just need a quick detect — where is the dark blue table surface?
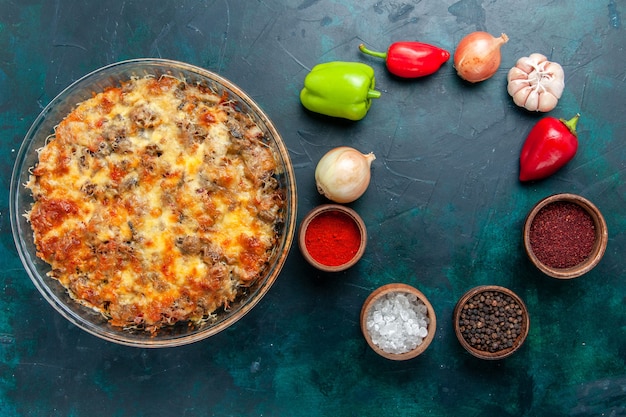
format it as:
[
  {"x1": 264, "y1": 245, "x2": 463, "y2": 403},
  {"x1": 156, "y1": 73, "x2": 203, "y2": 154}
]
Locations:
[{"x1": 1, "y1": 1, "x2": 625, "y2": 416}]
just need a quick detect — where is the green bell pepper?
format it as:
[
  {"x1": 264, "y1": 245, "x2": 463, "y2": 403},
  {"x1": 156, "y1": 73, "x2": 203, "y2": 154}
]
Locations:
[{"x1": 300, "y1": 61, "x2": 381, "y2": 121}]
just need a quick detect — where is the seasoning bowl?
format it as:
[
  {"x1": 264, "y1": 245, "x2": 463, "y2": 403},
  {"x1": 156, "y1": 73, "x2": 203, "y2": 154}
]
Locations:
[
  {"x1": 453, "y1": 285, "x2": 529, "y2": 360},
  {"x1": 360, "y1": 283, "x2": 436, "y2": 361},
  {"x1": 523, "y1": 193, "x2": 608, "y2": 279},
  {"x1": 298, "y1": 204, "x2": 367, "y2": 272}
]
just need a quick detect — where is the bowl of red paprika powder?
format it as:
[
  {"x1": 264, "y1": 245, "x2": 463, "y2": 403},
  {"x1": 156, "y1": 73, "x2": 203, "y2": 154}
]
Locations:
[
  {"x1": 298, "y1": 204, "x2": 367, "y2": 272},
  {"x1": 523, "y1": 193, "x2": 608, "y2": 279}
]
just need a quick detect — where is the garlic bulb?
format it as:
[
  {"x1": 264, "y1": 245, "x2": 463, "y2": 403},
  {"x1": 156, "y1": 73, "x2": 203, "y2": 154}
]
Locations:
[
  {"x1": 507, "y1": 53, "x2": 565, "y2": 112},
  {"x1": 315, "y1": 147, "x2": 376, "y2": 203}
]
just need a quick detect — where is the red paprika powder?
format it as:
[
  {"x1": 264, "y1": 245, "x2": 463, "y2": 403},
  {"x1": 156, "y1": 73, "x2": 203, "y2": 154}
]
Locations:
[{"x1": 304, "y1": 210, "x2": 362, "y2": 266}]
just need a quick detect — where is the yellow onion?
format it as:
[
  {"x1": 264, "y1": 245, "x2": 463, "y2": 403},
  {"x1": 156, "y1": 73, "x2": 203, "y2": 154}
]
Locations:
[
  {"x1": 454, "y1": 32, "x2": 509, "y2": 83},
  {"x1": 315, "y1": 146, "x2": 376, "y2": 203}
]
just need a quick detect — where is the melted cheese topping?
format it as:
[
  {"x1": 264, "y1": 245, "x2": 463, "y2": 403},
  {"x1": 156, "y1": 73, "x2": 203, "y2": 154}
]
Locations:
[{"x1": 27, "y1": 76, "x2": 285, "y2": 333}]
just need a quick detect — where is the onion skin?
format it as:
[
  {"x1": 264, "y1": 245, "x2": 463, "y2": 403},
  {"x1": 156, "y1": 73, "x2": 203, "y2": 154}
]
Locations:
[
  {"x1": 315, "y1": 147, "x2": 376, "y2": 203},
  {"x1": 454, "y1": 32, "x2": 509, "y2": 83}
]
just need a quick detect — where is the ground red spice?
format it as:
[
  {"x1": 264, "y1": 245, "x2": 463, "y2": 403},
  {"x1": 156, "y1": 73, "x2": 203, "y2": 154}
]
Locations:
[
  {"x1": 304, "y1": 210, "x2": 361, "y2": 266},
  {"x1": 529, "y1": 201, "x2": 596, "y2": 269}
]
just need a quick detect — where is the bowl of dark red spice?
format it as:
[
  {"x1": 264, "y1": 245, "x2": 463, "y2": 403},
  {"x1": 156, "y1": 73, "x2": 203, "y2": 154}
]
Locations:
[
  {"x1": 298, "y1": 204, "x2": 367, "y2": 272},
  {"x1": 523, "y1": 193, "x2": 608, "y2": 279},
  {"x1": 360, "y1": 283, "x2": 437, "y2": 360},
  {"x1": 453, "y1": 285, "x2": 529, "y2": 360}
]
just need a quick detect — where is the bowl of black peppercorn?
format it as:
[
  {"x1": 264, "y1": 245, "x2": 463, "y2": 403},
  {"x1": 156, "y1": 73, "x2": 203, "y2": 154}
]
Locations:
[{"x1": 453, "y1": 286, "x2": 529, "y2": 360}]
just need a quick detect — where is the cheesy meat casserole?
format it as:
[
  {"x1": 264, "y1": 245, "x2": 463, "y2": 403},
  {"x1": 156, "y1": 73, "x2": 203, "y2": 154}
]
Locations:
[{"x1": 26, "y1": 75, "x2": 285, "y2": 333}]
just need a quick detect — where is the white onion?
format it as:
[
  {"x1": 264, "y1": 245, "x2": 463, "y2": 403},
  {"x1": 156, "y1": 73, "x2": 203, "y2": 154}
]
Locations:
[{"x1": 315, "y1": 147, "x2": 376, "y2": 203}]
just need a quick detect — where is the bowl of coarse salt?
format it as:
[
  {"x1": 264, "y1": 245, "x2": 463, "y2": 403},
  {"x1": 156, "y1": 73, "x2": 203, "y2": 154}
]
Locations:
[{"x1": 360, "y1": 283, "x2": 436, "y2": 360}]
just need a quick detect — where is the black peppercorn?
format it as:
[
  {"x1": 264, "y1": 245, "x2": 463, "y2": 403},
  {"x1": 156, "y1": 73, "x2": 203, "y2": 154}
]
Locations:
[{"x1": 458, "y1": 290, "x2": 525, "y2": 353}]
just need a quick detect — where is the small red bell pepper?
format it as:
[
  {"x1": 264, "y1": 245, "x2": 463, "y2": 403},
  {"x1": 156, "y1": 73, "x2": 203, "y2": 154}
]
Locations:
[
  {"x1": 358, "y1": 42, "x2": 450, "y2": 78},
  {"x1": 519, "y1": 114, "x2": 580, "y2": 182}
]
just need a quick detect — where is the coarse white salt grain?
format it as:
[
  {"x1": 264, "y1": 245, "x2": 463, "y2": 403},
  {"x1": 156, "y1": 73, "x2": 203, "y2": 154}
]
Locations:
[{"x1": 366, "y1": 291, "x2": 430, "y2": 354}]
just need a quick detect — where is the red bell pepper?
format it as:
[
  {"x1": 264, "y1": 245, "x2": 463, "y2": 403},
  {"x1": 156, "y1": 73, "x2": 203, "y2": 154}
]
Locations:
[
  {"x1": 519, "y1": 114, "x2": 580, "y2": 182},
  {"x1": 358, "y1": 42, "x2": 450, "y2": 78}
]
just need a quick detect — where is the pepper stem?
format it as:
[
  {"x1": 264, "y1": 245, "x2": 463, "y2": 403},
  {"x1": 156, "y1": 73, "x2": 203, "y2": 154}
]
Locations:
[
  {"x1": 358, "y1": 43, "x2": 388, "y2": 60},
  {"x1": 368, "y1": 89, "x2": 381, "y2": 99},
  {"x1": 561, "y1": 113, "x2": 580, "y2": 136}
]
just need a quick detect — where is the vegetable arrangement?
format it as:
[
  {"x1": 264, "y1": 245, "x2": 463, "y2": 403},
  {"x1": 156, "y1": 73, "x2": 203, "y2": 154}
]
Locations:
[{"x1": 299, "y1": 29, "x2": 583, "y2": 204}]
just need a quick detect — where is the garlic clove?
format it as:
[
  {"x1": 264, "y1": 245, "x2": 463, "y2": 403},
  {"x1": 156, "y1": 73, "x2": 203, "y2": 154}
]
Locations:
[
  {"x1": 543, "y1": 61, "x2": 564, "y2": 77},
  {"x1": 536, "y1": 93, "x2": 559, "y2": 112},
  {"x1": 542, "y1": 63, "x2": 565, "y2": 96},
  {"x1": 524, "y1": 89, "x2": 541, "y2": 111},
  {"x1": 508, "y1": 78, "x2": 530, "y2": 96},
  {"x1": 543, "y1": 80, "x2": 565, "y2": 98},
  {"x1": 514, "y1": 56, "x2": 537, "y2": 73},
  {"x1": 507, "y1": 66, "x2": 529, "y2": 82},
  {"x1": 513, "y1": 86, "x2": 532, "y2": 108},
  {"x1": 528, "y1": 53, "x2": 548, "y2": 65}
]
